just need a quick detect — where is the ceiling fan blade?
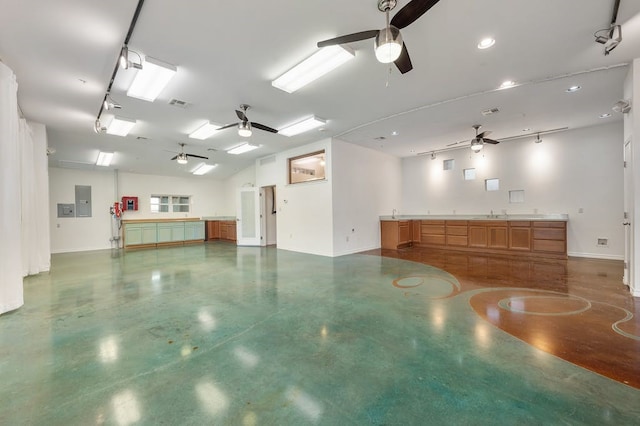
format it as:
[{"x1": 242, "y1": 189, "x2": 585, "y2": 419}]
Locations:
[
  {"x1": 251, "y1": 122, "x2": 278, "y2": 133},
  {"x1": 170, "y1": 155, "x2": 178, "y2": 161},
  {"x1": 391, "y1": 0, "x2": 441, "y2": 30},
  {"x1": 483, "y1": 138, "x2": 500, "y2": 145},
  {"x1": 317, "y1": 30, "x2": 379, "y2": 48},
  {"x1": 216, "y1": 123, "x2": 239, "y2": 131},
  {"x1": 236, "y1": 110, "x2": 247, "y2": 121},
  {"x1": 477, "y1": 130, "x2": 492, "y2": 139},
  {"x1": 394, "y1": 42, "x2": 413, "y2": 74},
  {"x1": 186, "y1": 153, "x2": 209, "y2": 159}
]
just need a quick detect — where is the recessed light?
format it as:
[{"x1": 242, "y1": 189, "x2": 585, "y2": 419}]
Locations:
[
  {"x1": 566, "y1": 85, "x2": 581, "y2": 93},
  {"x1": 499, "y1": 80, "x2": 516, "y2": 89},
  {"x1": 477, "y1": 38, "x2": 495, "y2": 49},
  {"x1": 391, "y1": 131, "x2": 399, "y2": 136},
  {"x1": 599, "y1": 113, "x2": 612, "y2": 119}
]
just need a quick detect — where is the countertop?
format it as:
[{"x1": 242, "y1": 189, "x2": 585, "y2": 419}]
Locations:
[
  {"x1": 201, "y1": 216, "x2": 237, "y2": 221},
  {"x1": 379, "y1": 214, "x2": 569, "y2": 221}
]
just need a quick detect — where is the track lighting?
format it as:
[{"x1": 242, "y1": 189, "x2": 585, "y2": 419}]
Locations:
[
  {"x1": 119, "y1": 45, "x2": 142, "y2": 70},
  {"x1": 94, "y1": 118, "x2": 106, "y2": 134},
  {"x1": 594, "y1": 24, "x2": 622, "y2": 56},
  {"x1": 534, "y1": 133, "x2": 542, "y2": 144},
  {"x1": 103, "y1": 94, "x2": 121, "y2": 110}
]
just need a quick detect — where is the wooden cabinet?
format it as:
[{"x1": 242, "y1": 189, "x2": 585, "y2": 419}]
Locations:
[
  {"x1": 509, "y1": 221, "x2": 531, "y2": 251},
  {"x1": 468, "y1": 223, "x2": 487, "y2": 247},
  {"x1": 446, "y1": 221, "x2": 468, "y2": 247},
  {"x1": 421, "y1": 220, "x2": 446, "y2": 245},
  {"x1": 206, "y1": 221, "x2": 220, "y2": 240},
  {"x1": 385, "y1": 218, "x2": 567, "y2": 258},
  {"x1": 205, "y1": 220, "x2": 236, "y2": 242},
  {"x1": 411, "y1": 220, "x2": 421, "y2": 243},
  {"x1": 381, "y1": 220, "x2": 412, "y2": 249},
  {"x1": 487, "y1": 221, "x2": 508, "y2": 249},
  {"x1": 532, "y1": 221, "x2": 566, "y2": 254}
]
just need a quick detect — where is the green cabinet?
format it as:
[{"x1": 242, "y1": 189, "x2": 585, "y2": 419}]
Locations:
[
  {"x1": 123, "y1": 220, "x2": 204, "y2": 249},
  {"x1": 185, "y1": 221, "x2": 205, "y2": 241},
  {"x1": 124, "y1": 223, "x2": 157, "y2": 246}
]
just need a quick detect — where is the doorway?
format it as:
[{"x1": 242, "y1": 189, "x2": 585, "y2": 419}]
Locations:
[{"x1": 261, "y1": 186, "x2": 277, "y2": 246}]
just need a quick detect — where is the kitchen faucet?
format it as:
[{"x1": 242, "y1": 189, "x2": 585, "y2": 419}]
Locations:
[{"x1": 392, "y1": 209, "x2": 397, "y2": 219}]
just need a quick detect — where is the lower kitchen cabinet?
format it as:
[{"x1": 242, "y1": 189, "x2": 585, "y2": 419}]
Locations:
[{"x1": 123, "y1": 220, "x2": 204, "y2": 249}]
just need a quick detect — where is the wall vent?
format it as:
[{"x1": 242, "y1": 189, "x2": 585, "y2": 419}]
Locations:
[
  {"x1": 168, "y1": 99, "x2": 189, "y2": 108},
  {"x1": 597, "y1": 238, "x2": 609, "y2": 247},
  {"x1": 481, "y1": 107, "x2": 500, "y2": 116}
]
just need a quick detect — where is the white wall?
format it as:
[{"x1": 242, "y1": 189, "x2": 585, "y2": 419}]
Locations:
[
  {"x1": 49, "y1": 168, "x2": 115, "y2": 253},
  {"x1": 332, "y1": 139, "x2": 402, "y2": 256},
  {"x1": 220, "y1": 165, "x2": 256, "y2": 216},
  {"x1": 49, "y1": 168, "x2": 227, "y2": 253},
  {"x1": 401, "y1": 123, "x2": 624, "y2": 259},
  {"x1": 256, "y1": 138, "x2": 334, "y2": 256}
]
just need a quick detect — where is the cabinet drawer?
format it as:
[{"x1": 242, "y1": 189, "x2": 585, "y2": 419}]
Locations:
[
  {"x1": 533, "y1": 221, "x2": 565, "y2": 228},
  {"x1": 446, "y1": 225, "x2": 468, "y2": 236},
  {"x1": 422, "y1": 224, "x2": 445, "y2": 235},
  {"x1": 533, "y1": 239, "x2": 565, "y2": 253},
  {"x1": 447, "y1": 235, "x2": 468, "y2": 246},
  {"x1": 422, "y1": 235, "x2": 446, "y2": 245},
  {"x1": 533, "y1": 228, "x2": 565, "y2": 240},
  {"x1": 509, "y1": 221, "x2": 531, "y2": 227}
]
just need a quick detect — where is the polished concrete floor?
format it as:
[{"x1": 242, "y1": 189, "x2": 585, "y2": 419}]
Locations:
[{"x1": 1, "y1": 243, "x2": 639, "y2": 425}]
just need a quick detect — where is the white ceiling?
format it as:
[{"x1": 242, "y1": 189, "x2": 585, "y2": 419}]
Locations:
[{"x1": 1, "y1": 0, "x2": 640, "y2": 179}]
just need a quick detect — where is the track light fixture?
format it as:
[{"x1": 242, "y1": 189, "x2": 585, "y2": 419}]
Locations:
[
  {"x1": 534, "y1": 133, "x2": 542, "y2": 144},
  {"x1": 103, "y1": 94, "x2": 121, "y2": 110},
  {"x1": 119, "y1": 45, "x2": 142, "y2": 70},
  {"x1": 94, "y1": 118, "x2": 106, "y2": 134}
]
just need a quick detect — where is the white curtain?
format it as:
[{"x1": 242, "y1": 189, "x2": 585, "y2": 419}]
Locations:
[
  {"x1": 0, "y1": 62, "x2": 23, "y2": 314},
  {"x1": 21, "y1": 120, "x2": 50, "y2": 275}
]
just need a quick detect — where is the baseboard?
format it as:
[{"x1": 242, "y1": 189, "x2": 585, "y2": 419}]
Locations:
[
  {"x1": 51, "y1": 245, "x2": 113, "y2": 254},
  {"x1": 567, "y1": 251, "x2": 624, "y2": 261},
  {"x1": 332, "y1": 244, "x2": 379, "y2": 258}
]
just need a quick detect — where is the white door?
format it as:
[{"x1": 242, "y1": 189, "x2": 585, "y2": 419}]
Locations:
[
  {"x1": 236, "y1": 187, "x2": 261, "y2": 246},
  {"x1": 623, "y1": 139, "x2": 633, "y2": 286}
]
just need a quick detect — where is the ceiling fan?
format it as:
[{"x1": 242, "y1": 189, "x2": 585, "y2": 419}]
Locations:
[
  {"x1": 216, "y1": 104, "x2": 278, "y2": 137},
  {"x1": 317, "y1": 0, "x2": 441, "y2": 74},
  {"x1": 170, "y1": 143, "x2": 208, "y2": 164},
  {"x1": 445, "y1": 125, "x2": 500, "y2": 152},
  {"x1": 469, "y1": 125, "x2": 499, "y2": 152}
]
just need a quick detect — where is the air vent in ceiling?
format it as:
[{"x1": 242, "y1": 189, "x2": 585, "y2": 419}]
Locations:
[
  {"x1": 481, "y1": 107, "x2": 500, "y2": 116},
  {"x1": 136, "y1": 136, "x2": 148, "y2": 140},
  {"x1": 374, "y1": 136, "x2": 386, "y2": 140},
  {"x1": 168, "y1": 99, "x2": 189, "y2": 108}
]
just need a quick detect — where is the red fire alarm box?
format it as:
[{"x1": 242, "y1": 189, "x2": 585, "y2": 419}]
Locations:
[{"x1": 122, "y1": 196, "x2": 138, "y2": 211}]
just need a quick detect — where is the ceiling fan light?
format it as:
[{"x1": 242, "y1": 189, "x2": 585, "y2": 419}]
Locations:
[
  {"x1": 238, "y1": 122, "x2": 252, "y2": 138},
  {"x1": 176, "y1": 153, "x2": 188, "y2": 164},
  {"x1": 374, "y1": 26, "x2": 403, "y2": 63},
  {"x1": 471, "y1": 140, "x2": 483, "y2": 152}
]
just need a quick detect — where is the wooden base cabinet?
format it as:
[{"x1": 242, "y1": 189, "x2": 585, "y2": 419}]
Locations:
[
  {"x1": 381, "y1": 220, "x2": 412, "y2": 249},
  {"x1": 382, "y1": 218, "x2": 567, "y2": 258},
  {"x1": 207, "y1": 220, "x2": 236, "y2": 242}
]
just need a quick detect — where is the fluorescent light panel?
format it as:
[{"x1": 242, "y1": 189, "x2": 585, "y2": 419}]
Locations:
[
  {"x1": 227, "y1": 143, "x2": 260, "y2": 155},
  {"x1": 189, "y1": 121, "x2": 220, "y2": 140},
  {"x1": 279, "y1": 116, "x2": 326, "y2": 137},
  {"x1": 96, "y1": 152, "x2": 114, "y2": 167},
  {"x1": 272, "y1": 45, "x2": 355, "y2": 93},
  {"x1": 127, "y1": 56, "x2": 177, "y2": 102},
  {"x1": 106, "y1": 116, "x2": 136, "y2": 136},
  {"x1": 192, "y1": 163, "x2": 217, "y2": 175}
]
